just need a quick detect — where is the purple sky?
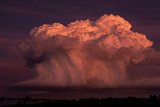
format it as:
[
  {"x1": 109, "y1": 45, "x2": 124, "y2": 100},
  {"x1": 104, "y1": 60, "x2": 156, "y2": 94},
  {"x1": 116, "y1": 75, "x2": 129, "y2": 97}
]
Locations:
[{"x1": 0, "y1": 0, "x2": 160, "y2": 98}]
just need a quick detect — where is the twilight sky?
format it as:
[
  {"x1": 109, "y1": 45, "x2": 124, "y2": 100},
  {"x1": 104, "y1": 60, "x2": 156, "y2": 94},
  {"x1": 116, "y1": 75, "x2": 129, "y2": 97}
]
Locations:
[{"x1": 0, "y1": 0, "x2": 160, "y2": 98}]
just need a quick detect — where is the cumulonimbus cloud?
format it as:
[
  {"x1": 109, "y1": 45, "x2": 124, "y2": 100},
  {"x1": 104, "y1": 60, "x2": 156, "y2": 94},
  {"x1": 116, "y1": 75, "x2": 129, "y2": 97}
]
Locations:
[{"x1": 19, "y1": 14, "x2": 160, "y2": 88}]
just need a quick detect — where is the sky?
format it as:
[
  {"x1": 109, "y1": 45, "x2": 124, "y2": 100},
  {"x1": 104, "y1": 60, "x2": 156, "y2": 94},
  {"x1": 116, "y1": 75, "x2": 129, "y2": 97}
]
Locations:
[{"x1": 0, "y1": 0, "x2": 160, "y2": 98}]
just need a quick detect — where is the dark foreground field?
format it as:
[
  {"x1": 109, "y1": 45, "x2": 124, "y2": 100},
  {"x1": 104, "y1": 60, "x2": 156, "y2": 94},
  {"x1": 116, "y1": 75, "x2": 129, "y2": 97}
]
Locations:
[{"x1": 0, "y1": 95, "x2": 160, "y2": 107}]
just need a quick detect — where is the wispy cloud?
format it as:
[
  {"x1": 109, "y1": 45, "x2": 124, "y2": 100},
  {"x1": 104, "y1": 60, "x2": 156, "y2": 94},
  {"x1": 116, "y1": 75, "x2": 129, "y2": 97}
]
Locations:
[{"x1": 0, "y1": 4, "x2": 46, "y2": 17}]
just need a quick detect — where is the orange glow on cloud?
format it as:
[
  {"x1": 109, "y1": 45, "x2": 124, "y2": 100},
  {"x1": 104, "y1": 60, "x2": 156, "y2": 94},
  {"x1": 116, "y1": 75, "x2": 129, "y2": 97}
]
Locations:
[{"x1": 19, "y1": 14, "x2": 159, "y2": 88}]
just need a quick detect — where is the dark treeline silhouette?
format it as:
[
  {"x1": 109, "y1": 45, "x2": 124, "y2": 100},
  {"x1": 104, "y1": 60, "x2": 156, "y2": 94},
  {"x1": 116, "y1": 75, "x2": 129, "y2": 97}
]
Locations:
[{"x1": 1, "y1": 95, "x2": 160, "y2": 107}]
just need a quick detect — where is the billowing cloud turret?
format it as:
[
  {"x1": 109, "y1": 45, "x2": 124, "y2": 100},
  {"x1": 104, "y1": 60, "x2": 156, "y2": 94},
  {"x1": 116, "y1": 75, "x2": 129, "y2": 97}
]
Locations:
[{"x1": 20, "y1": 14, "x2": 159, "y2": 88}]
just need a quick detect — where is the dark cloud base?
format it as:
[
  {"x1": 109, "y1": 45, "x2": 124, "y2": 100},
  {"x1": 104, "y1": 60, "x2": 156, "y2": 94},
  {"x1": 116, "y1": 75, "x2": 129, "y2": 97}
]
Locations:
[{"x1": 4, "y1": 85, "x2": 160, "y2": 99}]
